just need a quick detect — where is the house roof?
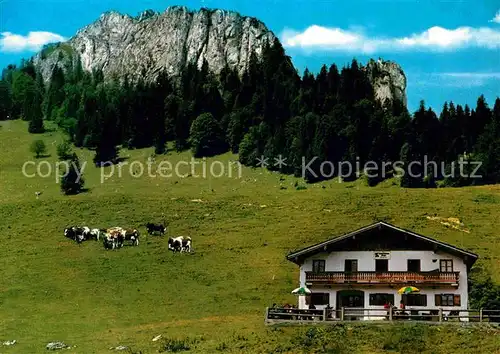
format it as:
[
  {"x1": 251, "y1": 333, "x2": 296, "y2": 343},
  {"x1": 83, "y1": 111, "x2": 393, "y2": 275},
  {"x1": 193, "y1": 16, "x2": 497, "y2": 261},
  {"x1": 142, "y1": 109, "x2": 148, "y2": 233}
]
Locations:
[{"x1": 286, "y1": 221, "x2": 478, "y2": 267}]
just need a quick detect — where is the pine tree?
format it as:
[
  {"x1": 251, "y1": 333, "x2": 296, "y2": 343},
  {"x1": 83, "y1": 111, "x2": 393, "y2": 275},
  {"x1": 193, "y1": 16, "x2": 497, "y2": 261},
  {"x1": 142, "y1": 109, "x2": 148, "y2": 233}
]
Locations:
[
  {"x1": 0, "y1": 80, "x2": 12, "y2": 120},
  {"x1": 475, "y1": 98, "x2": 500, "y2": 184},
  {"x1": 28, "y1": 73, "x2": 45, "y2": 133},
  {"x1": 44, "y1": 66, "x2": 66, "y2": 120},
  {"x1": 61, "y1": 153, "x2": 85, "y2": 195}
]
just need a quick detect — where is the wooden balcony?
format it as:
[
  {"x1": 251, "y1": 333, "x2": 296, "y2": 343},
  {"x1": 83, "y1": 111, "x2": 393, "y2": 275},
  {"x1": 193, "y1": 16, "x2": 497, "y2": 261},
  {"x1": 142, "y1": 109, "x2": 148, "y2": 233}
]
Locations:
[{"x1": 305, "y1": 271, "x2": 460, "y2": 286}]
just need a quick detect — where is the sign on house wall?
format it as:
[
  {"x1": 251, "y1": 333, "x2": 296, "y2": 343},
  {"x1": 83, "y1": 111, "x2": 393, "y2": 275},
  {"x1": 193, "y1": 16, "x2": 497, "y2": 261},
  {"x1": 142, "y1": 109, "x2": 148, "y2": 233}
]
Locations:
[{"x1": 374, "y1": 252, "x2": 391, "y2": 259}]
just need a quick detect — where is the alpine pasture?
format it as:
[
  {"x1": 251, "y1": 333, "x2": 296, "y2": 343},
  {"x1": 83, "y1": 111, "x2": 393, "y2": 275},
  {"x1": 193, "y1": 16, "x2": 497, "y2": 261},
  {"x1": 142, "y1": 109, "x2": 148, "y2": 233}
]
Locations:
[{"x1": 1, "y1": 120, "x2": 500, "y2": 353}]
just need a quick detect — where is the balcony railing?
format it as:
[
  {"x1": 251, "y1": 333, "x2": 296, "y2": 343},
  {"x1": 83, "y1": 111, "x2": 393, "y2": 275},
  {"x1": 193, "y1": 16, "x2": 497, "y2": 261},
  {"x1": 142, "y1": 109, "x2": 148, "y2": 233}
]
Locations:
[{"x1": 305, "y1": 271, "x2": 459, "y2": 285}]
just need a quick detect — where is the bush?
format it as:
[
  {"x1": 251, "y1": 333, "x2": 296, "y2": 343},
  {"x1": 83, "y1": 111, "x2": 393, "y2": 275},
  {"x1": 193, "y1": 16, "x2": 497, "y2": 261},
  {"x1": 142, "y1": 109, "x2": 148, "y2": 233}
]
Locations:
[
  {"x1": 58, "y1": 117, "x2": 77, "y2": 141},
  {"x1": 382, "y1": 324, "x2": 428, "y2": 353},
  {"x1": 56, "y1": 140, "x2": 73, "y2": 160},
  {"x1": 293, "y1": 325, "x2": 348, "y2": 353},
  {"x1": 30, "y1": 139, "x2": 47, "y2": 158},
  {"x1": 189, "y1": 112, "x2": 225, "y2": 157},
  {"x1": 158, "y1": 338, "x2": 191, "y2": 352},
  {"x1": 469, "y1": 274, "x2": 500, "y2": 322}
]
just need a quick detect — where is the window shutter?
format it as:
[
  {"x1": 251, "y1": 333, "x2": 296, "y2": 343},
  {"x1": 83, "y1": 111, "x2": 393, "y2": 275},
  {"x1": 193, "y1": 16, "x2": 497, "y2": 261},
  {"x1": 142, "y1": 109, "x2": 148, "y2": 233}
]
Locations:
[
  {"x1": 435, "y1": 295, "x2": 442, "y2": 306},
  {"x1": 421, "y1": 295, "x2": 427, "y2": 306},
  {"x1": 305, "y1": 295, "x2": 311, "y2": 305},
  {"x1": 454, "y1": 295, "x2": 461, "y2": 306}
]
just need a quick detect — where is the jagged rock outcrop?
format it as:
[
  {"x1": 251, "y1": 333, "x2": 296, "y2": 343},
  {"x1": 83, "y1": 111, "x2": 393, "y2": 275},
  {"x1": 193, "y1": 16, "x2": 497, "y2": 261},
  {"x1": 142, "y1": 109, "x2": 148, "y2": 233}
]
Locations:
[
  {"x1": 34, "y1": 6, "x2": 276, "y2": 84},
  {"x1": 364, "y1": 59, "x2": 407, "y2": 107},
  {"x1": 33, "y1": 6, "x2": 407, "y2": 108}
]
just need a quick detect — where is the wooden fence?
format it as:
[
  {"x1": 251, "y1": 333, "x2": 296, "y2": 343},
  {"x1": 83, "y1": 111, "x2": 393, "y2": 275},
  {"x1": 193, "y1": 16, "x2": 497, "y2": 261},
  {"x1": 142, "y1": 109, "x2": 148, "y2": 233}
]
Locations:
[{"x1": 265, "y1": 307, "x2": 500, "y2": 324}]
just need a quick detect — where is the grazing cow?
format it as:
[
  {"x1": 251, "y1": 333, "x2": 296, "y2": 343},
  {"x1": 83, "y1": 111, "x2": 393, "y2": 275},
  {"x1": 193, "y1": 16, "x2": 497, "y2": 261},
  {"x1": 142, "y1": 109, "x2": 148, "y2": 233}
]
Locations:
[
  {"x1": 64, "y1": 226, "x2": 86, "y2": 243},
  {"x1": 104, "y1": 228, "x2": 125, "y2": 249},
  {"x1": 81, "y1": 226, "x2": 91, "y2": 240},
  {"x1": 168, "y1": 236, "x2": 192, "y2": 253},
  {"x1": 102, "y1": 233, "x2": 116, "y2": 249},
  {"x1": 107, "y1": 227, "x2": 125, "y2": 248},
  {"x1": 181, "y1": 236, "x2": 192, "y2": 253},
  {"x1": 146, "y1": 223, "x2": 167, "y2": 236},
  {"x1": 89, "y1": 228, "x2": 101, "y2": 241},
  {"x1": 64, "y1": 227, "x2": 76, "y2": 240},
  {"x1": 124, "y1": 229, "x2": 140, "y2": 246},
  {"x1": 168, "y1": 237, "x2": 182, "y2": 252}
]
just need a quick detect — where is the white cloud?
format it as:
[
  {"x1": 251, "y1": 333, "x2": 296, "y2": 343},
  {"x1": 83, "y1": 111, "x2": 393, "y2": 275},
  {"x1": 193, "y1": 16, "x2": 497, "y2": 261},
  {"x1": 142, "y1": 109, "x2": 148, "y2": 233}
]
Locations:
[
  {"x1": 281, "y1": 25, "x2": 500, "y2": 53},
  {"x1": 489, "y1": 10, "x2": 500, "y2": 24},
  {"x1": 0, "y1": 31, "x2": 66, "y2": 53},
  {"x1": 411, "y1": 72, "x2": 500, "y2": 88},
  {"x1": 439, "y1": 72, "x2": 500, "y2": 79}
]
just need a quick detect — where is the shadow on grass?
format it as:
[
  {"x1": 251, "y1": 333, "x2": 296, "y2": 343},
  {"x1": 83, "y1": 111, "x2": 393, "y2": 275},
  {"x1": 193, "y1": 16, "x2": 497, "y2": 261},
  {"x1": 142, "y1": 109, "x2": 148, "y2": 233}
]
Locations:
[
  {"x1": 94, "y1": 156, "x2": 130, "y2": 167},
  {"x1": 62, "y1": 187, "x2": 91, "y2": 196}
]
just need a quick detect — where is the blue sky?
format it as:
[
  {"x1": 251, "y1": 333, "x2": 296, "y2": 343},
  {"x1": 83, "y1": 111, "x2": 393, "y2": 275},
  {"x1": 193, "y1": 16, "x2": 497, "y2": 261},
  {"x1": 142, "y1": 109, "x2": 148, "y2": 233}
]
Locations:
[{"x1": 0, "y1": 0, "x2": 499, "y2": 112}]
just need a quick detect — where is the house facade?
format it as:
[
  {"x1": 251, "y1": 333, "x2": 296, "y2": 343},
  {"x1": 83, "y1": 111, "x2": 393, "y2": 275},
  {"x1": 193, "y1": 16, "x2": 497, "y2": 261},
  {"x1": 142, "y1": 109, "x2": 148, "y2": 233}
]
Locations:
[{"x1": 287, "y1": 222, "x2": 478, "y2": 320}]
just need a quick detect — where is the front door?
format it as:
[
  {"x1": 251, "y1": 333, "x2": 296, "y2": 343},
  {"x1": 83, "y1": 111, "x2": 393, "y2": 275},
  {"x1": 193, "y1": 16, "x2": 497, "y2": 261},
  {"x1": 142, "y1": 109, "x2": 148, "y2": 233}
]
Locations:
[
  {"x1": 336, "y1": 290, "x2": 364, "y2": 309},
  {"x1": 337, "y1": 290, "x2": 364, "y2": 320}
]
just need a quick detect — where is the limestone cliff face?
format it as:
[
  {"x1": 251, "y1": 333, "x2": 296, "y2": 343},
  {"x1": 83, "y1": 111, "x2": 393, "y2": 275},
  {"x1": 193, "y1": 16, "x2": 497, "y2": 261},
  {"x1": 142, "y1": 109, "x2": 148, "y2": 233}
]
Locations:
[
  {"x1": 364, "y1": 59, "x2": 408, "y2": 107},
  {"x1": 33, "y1": 7, "x2": 407, "y2": 108},
  {"x1": 34, "y1": 6, "x2": 276, "y2": 83}
]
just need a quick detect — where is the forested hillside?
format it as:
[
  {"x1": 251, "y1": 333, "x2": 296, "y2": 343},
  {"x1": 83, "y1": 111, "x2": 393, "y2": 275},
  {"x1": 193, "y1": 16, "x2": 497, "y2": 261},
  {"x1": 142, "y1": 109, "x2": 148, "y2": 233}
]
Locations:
[{"x1": 0, "y1": 38, "x2": 499, "y2": 187}]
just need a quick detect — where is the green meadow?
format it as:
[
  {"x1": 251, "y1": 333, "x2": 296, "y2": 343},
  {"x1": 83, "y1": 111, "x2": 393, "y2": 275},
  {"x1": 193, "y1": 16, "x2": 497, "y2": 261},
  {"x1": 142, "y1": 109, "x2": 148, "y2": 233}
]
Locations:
[{"x1": 1, "y1": 120, "x2": 500, "y2": 353}]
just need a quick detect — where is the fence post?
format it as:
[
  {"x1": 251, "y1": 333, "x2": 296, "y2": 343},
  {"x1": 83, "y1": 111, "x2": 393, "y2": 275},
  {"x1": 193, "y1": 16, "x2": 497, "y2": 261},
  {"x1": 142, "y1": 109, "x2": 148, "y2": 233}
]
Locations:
[
  {"x1": 265, "y1": 307, "x2": 269, "y2": 322},
  {"x1": 341, "y1": 307, "x2": 345, "y2": 321},
  {"x1": 389, "y1": 306, "x2": 393, "y2": 321},
  {"x1": 479, "y1": 308, "x2": 483, "y2": 323},
  {"x1": 323, "y1": 308, "x2": 327, "y2": 321},
  {"x1": 438, "y1": 308, "x2": 442, "y2": 322}
]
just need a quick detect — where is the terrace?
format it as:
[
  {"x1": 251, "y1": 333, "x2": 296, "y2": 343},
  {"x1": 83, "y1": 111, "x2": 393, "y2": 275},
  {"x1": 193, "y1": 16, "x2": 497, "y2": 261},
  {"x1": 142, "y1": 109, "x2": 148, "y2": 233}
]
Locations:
[
  {"x1": 305, "y1": 271, "x2": 460, "y2": 286},
  {"x1": 265, "y1": 307, "x2": 500, "y2": 324}
]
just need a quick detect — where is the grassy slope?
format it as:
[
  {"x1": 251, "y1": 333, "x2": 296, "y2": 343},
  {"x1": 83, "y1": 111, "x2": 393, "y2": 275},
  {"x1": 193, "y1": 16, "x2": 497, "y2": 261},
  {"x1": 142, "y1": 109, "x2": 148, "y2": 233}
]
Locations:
[{"x1": 0, "y1": 120, "x2": 500, "y2": 353}]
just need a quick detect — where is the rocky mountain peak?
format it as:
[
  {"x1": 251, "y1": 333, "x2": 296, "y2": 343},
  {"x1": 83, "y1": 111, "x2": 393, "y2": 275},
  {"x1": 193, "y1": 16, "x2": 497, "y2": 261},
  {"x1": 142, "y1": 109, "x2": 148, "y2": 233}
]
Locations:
[
  {"x1": 35, "y1": 6, "x2": 276, "y2": 84},
  {"x1": 33, "y1": 7, "x2": 407, "y2": 107},
  {"x1": 364, "y1": 58, "x2": 407, "y2": 107}
]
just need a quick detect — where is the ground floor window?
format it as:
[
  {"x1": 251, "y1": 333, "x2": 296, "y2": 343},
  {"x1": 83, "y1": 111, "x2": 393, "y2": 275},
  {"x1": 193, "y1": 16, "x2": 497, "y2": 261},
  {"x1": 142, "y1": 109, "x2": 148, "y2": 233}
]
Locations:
[
  {"x1": 435, "y1": 294, "x2": 460, "y2": 306},
  {"x1": 402, "y1": 294, "x2": 427, "y2": 306},
  {"x1": 369, "y1": 293, "x2": 395, "y2": 306},
  {"x1": 305, "y1": 293, "x2": 329, "y2": 305}
]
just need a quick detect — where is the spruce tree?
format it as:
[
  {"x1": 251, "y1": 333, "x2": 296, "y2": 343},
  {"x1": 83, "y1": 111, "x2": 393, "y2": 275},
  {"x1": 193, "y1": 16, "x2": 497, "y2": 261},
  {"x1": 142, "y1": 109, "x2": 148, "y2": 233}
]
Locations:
[
  {"x1": 28, "y1": 77, "x2": 44, "y2": 133},
  {"x1": 61, "y1": 153, "x2": 85, "y2": 195},
  {"x1": 0, "y1": 80, "x2": 12, "y2": 120}
]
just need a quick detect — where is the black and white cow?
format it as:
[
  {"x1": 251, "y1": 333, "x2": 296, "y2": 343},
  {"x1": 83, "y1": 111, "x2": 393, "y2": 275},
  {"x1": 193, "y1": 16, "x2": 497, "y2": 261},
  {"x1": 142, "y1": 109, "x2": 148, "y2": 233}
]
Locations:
[
  {"x1": 124, "y1": 228, "x2": 140, "y2": 246},
  {"x1": 146, "y1": 223, "x2": 167, "y2": 236},
  {"x1": 168, "y1": 236, "x2": 192, "y2": 253},
  {"x1": 64, "y1": 226, "x2": 86, "y2": 243},
  {"x1": 89, "y1": 228, "x2": 102, "y2": 241}
]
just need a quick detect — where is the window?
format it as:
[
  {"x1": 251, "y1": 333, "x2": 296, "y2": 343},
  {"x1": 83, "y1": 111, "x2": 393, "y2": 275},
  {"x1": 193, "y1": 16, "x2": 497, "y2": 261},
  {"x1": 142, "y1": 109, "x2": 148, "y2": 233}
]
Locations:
[
  {"x1": 375, "y1": 259, "x2": 388, "y2": 272},
  {"x1": 407, "y1": 259, "x2": 421, "y2": 272},
  {"x1": 369, "y1": 293, "x2": 395, "y2": 306},
  {"x1": 440, "y1": 259, "x2": 453, "y2": 272},
  {"x1": 345, "y1": 259, "x2": 358, "y2": 272},
  {"x1": 402, "y1": 294, "x2": 427, "y2": 306},
  {"x1": 435, "y1": 294, "x2": 461, "y2": 306},
  {"x1": 305, "y1": 293, "x2": 330, "y2": 305},
  {"x1": 312, "y1": 260, "x2": 325, "y2": 273}
]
